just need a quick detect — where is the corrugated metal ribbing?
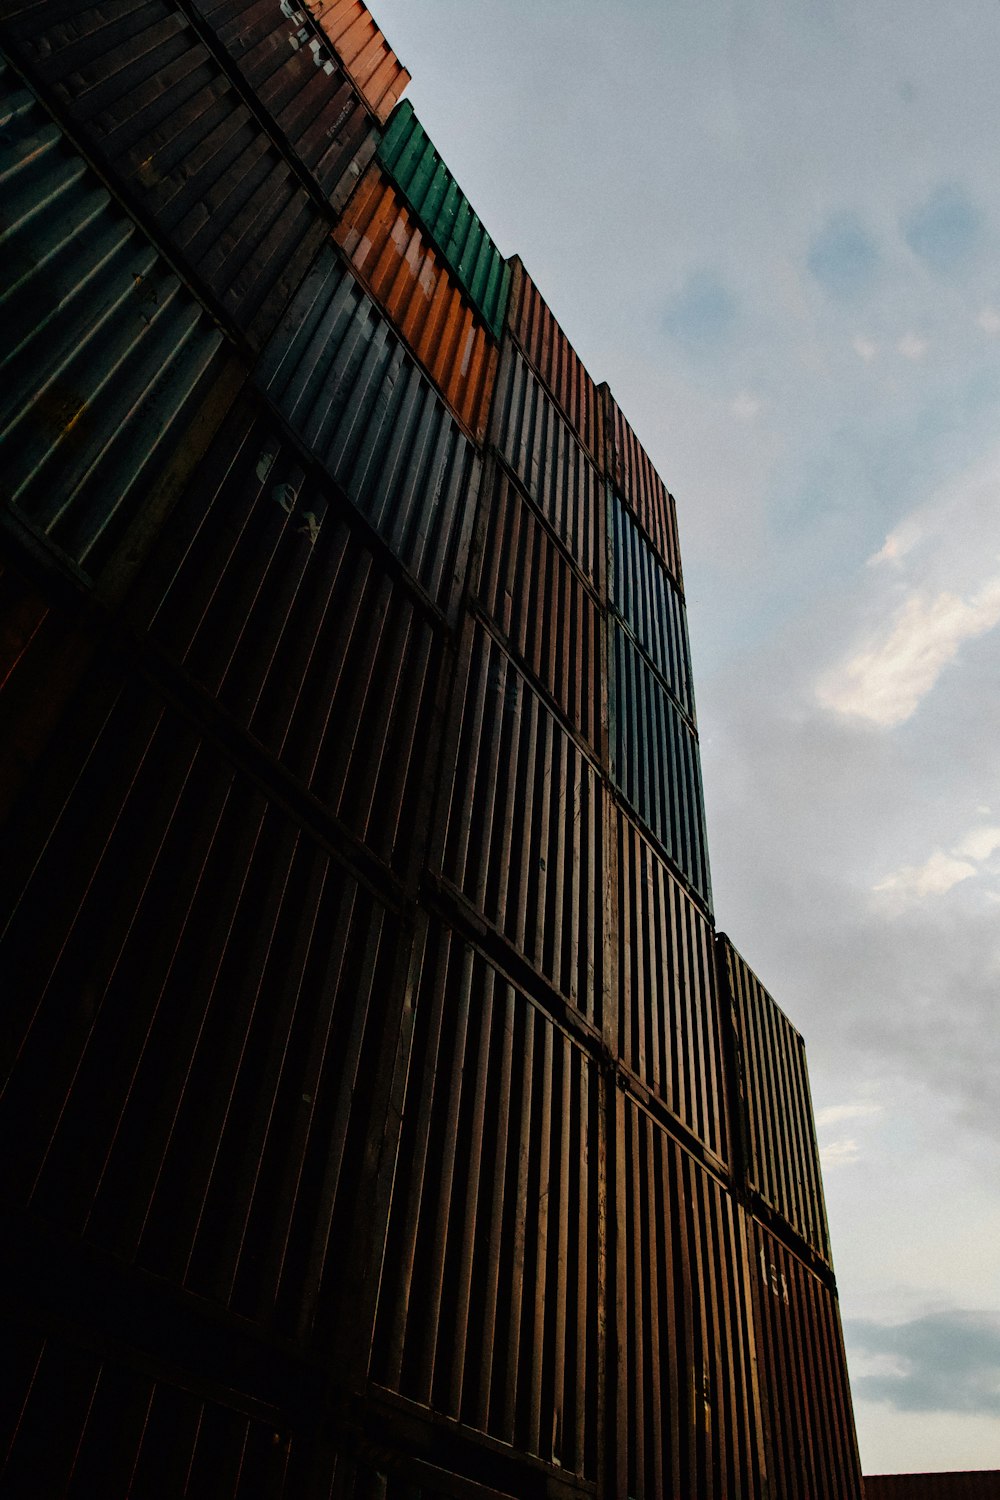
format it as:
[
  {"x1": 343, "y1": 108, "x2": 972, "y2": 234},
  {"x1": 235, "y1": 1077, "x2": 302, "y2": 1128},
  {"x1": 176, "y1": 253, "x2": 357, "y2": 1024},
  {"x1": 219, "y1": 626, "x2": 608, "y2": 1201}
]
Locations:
[
  {"x1": 333, "y1": 165, "x2": 498, "y2": 441},
  {"x1": 865, "y1": 1476, "x2": 1000, "y2": 1499},
  {"x1": 188, "y1": 0, "x2": 378, "y2": 206},
  {"x1": 304, "y1": 0, "x2": 410, "y2": 124},
  {"x1": 0, "y1": 679, "x2": 411, "y2": 1343},
  {"x1": 376, "y1": 101, "x2": 510, "y2": 340},
  {"x1": 439, "y1": 623, "x2": 604, "y2": 1025},
  {"x1": 0, "y1": 1333, "x2": 301, "y2": 1497},
  {"x1": 372, "y1": 924, "x2": 601, "y2": 1482},
  {"x1": 615, "y1": 807, "x2": 727, "y2": 1162},
  {"x1": 749, "y1": 1219, "x2": 863, "y2": 1500},
  {"x1": 473, "y1": 465, "x2": 603, "y2": 759},
  {"x1": 605, "y1": 389, "x2": 682, "y2": 586},
  {"x1": 133, "y1": 397, "x2": 445, "y2": 875},
  {"x1": 0, "y1": 1, "x2": 335, "y2": 347},
  {"x1": 492, "y1": 342, "x2": 604, "y2": 593},
  {"x1": 610, "y1": 490, "x2": 694, "y2": 721},
  {"x1": 508, "y1": 257, "x2": 603, "y2": 466},
  {"x1": 610, "y1": 620, "x2": 712, "y2": 909},
  {"x1": 720, "y1": 936, "x2": 831, "y2": 1263},
  {"x1": 0, "y1": 62, "x2": 233, "y2": 578},
  {"x1": 255, "y1": 245, "x2": 481, "y2": 620},
  {"x1": 341, "y1": 1459, "x2": 519, "y2": 1500},
  {"x1": 615, "y1": 1095, "x2": 763, "y2": 1500}
]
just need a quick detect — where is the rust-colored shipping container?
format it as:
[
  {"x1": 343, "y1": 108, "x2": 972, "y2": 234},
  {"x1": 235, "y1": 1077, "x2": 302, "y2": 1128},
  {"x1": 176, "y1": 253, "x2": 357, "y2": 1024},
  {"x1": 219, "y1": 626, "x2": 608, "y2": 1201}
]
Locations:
[
  {"x1": 492, "y1": 341, "x2": 605, "y2": 593},
  {"x1": 435, "y1": 621, "x2": 605, "y2": 1029},
  {"x1": 749, "y1": 1218, "x2": 863, "y2": 1500},
  {"x1": 507, "y1": 257, "x2": 604, "y2": 468},
  {"x1": 604, "y1": 387, "x2": 682, "y2": 587},
  {"x1": 718, "y1": 934, "x2": 832, "y2": 1264},
  {"x1": 614, "y1": 805, "x2": 728, "y2": 1164},
  {"x1": 471, "y1": 462, "x2": 604, "y2": 760},
  {"x1": 255, "y1": 244, "x2": 481, "y2": 620},
  {"x1": 128, "y1": 393, "x2": 449, "y2": 879},
  {"x1": 865, "y1": 1477, "x2": 1000, "y2": 1499},
  {"x1": 370, "y1": 921, "x2": 602, "y2": 1484},
  {"x1": 613, "y1": 1092, "x2": 763, "y2": 1500},
  {"x1": 304, "y1": 0, "x2": 410, "y2": 123},
  {"x1": 333, "y1": 164, "x2": 498, "y2": 441}
]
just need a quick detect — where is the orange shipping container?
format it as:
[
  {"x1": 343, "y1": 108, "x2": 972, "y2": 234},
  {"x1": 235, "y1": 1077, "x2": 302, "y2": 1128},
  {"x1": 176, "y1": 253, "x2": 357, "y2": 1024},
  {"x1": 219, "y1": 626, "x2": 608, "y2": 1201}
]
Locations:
[
  {"x1": 334, "y1": 166, "x2": 499, "y2": 442},
  {"x1": 303, "y1": 0, "x2": 410, "y2": 123}
]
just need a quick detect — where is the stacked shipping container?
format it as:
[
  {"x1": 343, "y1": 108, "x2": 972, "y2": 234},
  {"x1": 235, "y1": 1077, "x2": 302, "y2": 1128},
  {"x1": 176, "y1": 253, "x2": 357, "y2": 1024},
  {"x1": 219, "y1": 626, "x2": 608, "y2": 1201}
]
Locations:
[{"x1": 0, "y1": 4, "x2": 864, "y2": 1495}]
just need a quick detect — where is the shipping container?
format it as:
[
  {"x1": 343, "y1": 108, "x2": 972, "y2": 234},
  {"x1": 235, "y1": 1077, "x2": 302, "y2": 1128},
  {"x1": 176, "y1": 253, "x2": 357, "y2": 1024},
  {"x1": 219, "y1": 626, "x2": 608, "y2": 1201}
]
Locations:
[
  {"x1": 255, "y1": 243, "x2": 481, "y2": 621},
  {"x1": 717, "y1": 934, "x2": 831, "y2": 1264},
  {"x1": 336, "y1": 1454, "x2": 521, "y2": 1500},
  {"x1": 128, "y1": 393, "x2": 448, "y2": 879},
  {"x1": 0, "y1": 671, "x2": 416, "y2": 1348},
  {"x1": 609, "y1": 489, "x2": 695, "y2": 721},
  {"x1": 187, "y1": 0, "x2": 379, "y2": 207},
  {"x1": 506, "y1": 257, "x2": 603, "y2": 467},
  {"x1": 614, "y1": 805, "x2": 728, "y2": 1164},
  {"x1": 0, "y1": 58, "x2": 242, "y2": 581},
  {"x1": 436, "y1": 621, "x2": 605, "y2": 1027},
  {"x1": 371, "y1": 922, "x2": 602, "y2": 1483},
  {"x1": 748, "y1": 1217, "x2": 863, "y2": 1500},
  {"x1": 376, "y1": 100, "x2": 510, "y2": 340},
  {"x1": 0, "y1": 0, "x2": 354, "y2": 347},
  {"x1": 492, "y1": 341, "x2": 605, "y2": 593},
  {"x1": 613, "y1": 1092, "x2": 763, "y2": 1500},
  {"x1": 333, "y1": 164, "x2": 498, "y2": 441},
  {"x1": 865, "y1": 1477, "x2": 1000, "y2": 1499},
  {"x1": 604, "y1": 388, "x2": 682, "y2": 587},
  {"x1": 304, "y1": 0, "x2": 410, "y2": 123},
  {"x1": 610, "y1": 619, "x2": 712, "y2": 909},
  {"x1": 472, "y1": 463, "x2": 603, "y2": 759}
]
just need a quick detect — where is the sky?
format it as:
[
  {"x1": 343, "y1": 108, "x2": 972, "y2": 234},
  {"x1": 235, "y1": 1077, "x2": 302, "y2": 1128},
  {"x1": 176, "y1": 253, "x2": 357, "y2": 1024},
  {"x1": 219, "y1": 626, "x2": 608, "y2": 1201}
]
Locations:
[{"x1": 368, "y1": 0, "x2": 1000, "y2": 1475}]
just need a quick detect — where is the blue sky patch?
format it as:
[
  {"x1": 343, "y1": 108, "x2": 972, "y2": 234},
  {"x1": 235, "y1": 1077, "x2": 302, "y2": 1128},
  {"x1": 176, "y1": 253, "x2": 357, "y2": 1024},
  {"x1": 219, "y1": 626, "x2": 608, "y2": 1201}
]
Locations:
[
  {"x1": 902, "y1": 182, "x2": 983, "y2": 274},
  {"x1": 807, "y1": 213, "x2": 881, "y2": 299}
]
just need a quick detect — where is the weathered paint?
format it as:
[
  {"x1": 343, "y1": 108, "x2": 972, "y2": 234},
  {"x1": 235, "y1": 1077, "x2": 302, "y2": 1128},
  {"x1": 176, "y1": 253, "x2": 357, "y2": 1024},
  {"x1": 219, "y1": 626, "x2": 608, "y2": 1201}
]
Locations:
[
  {"x1": 614, "y1": 1093, "x2": 763, "y2": 1500},
  {"x1": 492, "y1": 341, "x2": 604, "y2": 593},
  {"x1": 507, "y1": 257, "x2": 603, "y2": 467},
  {"x1": 614, "y1": 805, "x2": 728, "y2": 1163},
  {"x1": 865, "y1": 1477, "x2": 1000, "y2": 1499},
  {"x1": 376, "y1": 100, "x2": 510, "y2": 340},
  {"x1": 437, "y1": 622, "x2": 604, "y2": 1026},
  {"x1": 610, "y1": 488, "x2": 695, "y2": 721},
  {"x1": 371, "y1": 922, "x2": 601, "y2": 1482},
  {"x1": 254, "y1": 244, "x2": 482, "y2": 621},
  {"x1": 303, "y1": 0, "x2": 410, "y2": 123},
  {"x1": 604, "y1": 387, "x2": 682, "y2": 586},
  {"x1": 472, "y1": 463, "x2": 603, "y2": 759},
  {"x1": 0, "y1": 58, "x2": 236, "y2": 579},
  {"x1": 333, "y1": 164, "x2": 498, "y2": 441},
  {"x1": 749, "y1": 1217, "x2": 863, "y2": 1500},
  {"x1": 610, "y1": 619, "x2": 712, "y2": 909},
  {"x1": 718, "y1": 934, "x2": 832, "y2": 1264}
]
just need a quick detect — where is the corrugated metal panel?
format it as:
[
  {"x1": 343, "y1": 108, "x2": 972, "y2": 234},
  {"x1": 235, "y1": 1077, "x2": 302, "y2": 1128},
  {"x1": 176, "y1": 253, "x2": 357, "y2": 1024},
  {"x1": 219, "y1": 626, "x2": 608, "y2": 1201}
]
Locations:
[
  {"x1": 303, "y1": 0, "x2": 410, "y2": 124},
  {"x1": 610, "y1": 619, "x2": 712, "y2": 909},
  {"x1": 614, "y1": 1093, "x2": 763, "y2": 1500},
  {"x1": 340, "y1": 1457, "x2": 520, "y2": 1500},
  {"x1": 0, "y1": 59, "x2": 237, "y2": 579},
  {"x1": 437, "y1": 622, "x2": 604, "y2": 1026},
  {"x1": 255, "y1": 243, "x2": 481, "y2": 620},
  {"x1": 605, "y1": 388, "x2": 682, "y2": 586},
  {"x1": 372, "y1": 923, "x2": 601, "y2": 1482},
  {"x1": 376, "y1": 101, "x2": 510, "y2": 341},
  {"x1": 507, "y1": 257, "x2": 603, "y2": 467},
  {"x1": 0, "y1": 1333, "x2": 301, "y2": 1497},
  {"x1": 333, "y1": 164, "x2": 498, "y2": 442},
  {"x1": 749, "y1": 1218, "x2": 863, "y2": 1500},
  {"x1": 130, "y1": 395, "x2": 446, "y2": 876},
  {"x1": 610, "y1": 488, "x2": 694, "y2": 720},
  {"x1": 865, "y1": 1477, "x2": 1000, "y2": 1499},
  {"x1": 615, "y1": 806, "x2": 727, "y2": 1163},
  {"x1": 719, "y1": 935, "x2": 831, "y2": 1264},
  {"x1": 0, "y1": 1, "x2": 339, "y2": 348},
  {"x1": 188, "y1": 0, "x2": 379, "y2": 206},
  {"x1": 492, "y1": 342, "x2": 604, "y2": 593},
  {"x1": 0, "y1": 676, "x2": 414, "y2": 1344},
  {"x1": 472, "y1": 464, "x2": 603, "y2": 759}
]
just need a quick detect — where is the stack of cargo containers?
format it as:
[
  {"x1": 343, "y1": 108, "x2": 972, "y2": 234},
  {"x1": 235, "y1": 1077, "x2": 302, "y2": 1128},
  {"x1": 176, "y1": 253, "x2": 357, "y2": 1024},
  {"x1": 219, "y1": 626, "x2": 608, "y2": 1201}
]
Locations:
[{"x1": 1, "y1": 2, "x2": 865, "y2": 1494}]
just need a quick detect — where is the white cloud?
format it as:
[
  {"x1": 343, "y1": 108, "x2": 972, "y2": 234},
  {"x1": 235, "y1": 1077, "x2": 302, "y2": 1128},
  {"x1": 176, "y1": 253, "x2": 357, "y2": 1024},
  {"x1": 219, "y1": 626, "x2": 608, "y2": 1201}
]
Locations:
[
  {"x1": 953, "y1": 825, "x2": 1000, "y2": 862},
  {"x1": 873, "y1": 850, "x2": 976, "y2": 903},
  {"x1": 821, "y1": 1139, "x2": 861, "y2": 1167},
  {"x1": 867, "y1": 517, "x2": 924, "y2": 567},
  {"x1": 731, "y1": 391, "x2": 761, "y2": 421},
  {"x1": 898, "y1": 332, "x2": 929, "y2": 361},
  {"x1": 978, "y1": 306, "x2": 1000, "y2": 335},
  {"x1": 817, "y1": 1102, "x2": 884, "y2": 1127},
  {"x1": 853, "y1": 334, "x2": 879, "y2": 363}
]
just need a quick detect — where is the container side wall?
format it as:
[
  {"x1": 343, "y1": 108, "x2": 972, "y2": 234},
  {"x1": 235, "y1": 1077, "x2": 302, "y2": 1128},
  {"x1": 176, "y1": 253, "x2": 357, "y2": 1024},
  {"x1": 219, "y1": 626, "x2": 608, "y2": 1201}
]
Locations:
[
  {"x1": 508, "y1": 258, "x2": 603, "y2": 467},
  {"x1": 371, "y1": 923, "x2": 601, "y2": 1482},
  {"x1": 304, "y1": 0, "x2": 410, "y2": 123},
  {"x1": 610, "y1": 490, "x2": 695, "y2": 720},
  {"x1": 864, "y1": 1478, "x2": 1000, "y2": 1500},
  {"x1": 255, "y1": 244, "x2": 481, "y2": 621},
  {"x1": 604, "y1": 389, "x2": 681, "y2": 586}
]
